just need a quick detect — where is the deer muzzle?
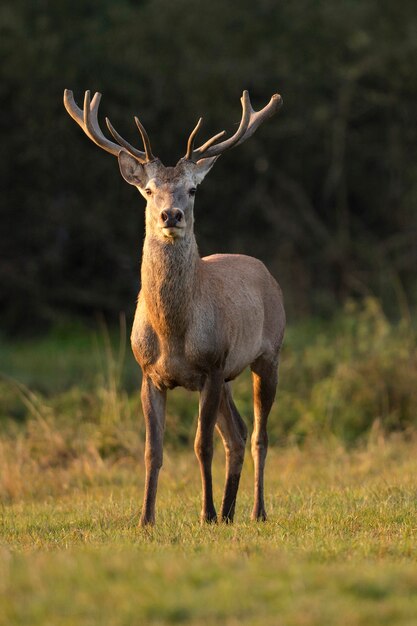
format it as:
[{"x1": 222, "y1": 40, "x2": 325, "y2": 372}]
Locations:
[
  {"x1": 161, "y1": 208, "x2": 185, "y2": 239},
  {"x1": 161, "y1": 208, "x2": 184, "y2": 227},
  {"x1": 160, "y1": 209, "x2": 185, "y2": 238}
]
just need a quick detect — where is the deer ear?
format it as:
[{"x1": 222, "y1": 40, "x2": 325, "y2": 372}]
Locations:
[
  {"x1": 194, "y1": 156, "x2": 219, "y2": 184},
  {"x1": 118, "y1": 151, "x2": 147, "y2": 187}
]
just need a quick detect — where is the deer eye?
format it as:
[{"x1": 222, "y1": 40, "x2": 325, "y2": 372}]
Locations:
[
  {"x1": 145, "y1": 188, "x2": 152, "y2": 196},
  {"x1": 189, "y1": 187, "x2": 196, "y2": 196}
]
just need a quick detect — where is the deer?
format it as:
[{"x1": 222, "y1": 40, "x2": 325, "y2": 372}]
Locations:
[{"x1": 64, "y1": 88, "x2": 285, "y2": 526}]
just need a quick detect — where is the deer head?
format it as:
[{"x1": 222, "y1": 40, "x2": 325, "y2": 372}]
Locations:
[{"x1": 63, "y1": 89, "x2": 282, "y2": 242}]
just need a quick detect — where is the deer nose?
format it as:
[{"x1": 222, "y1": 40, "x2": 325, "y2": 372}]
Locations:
[{"x1": 160, "y1": 209, "x2": 184, "y2": 228}]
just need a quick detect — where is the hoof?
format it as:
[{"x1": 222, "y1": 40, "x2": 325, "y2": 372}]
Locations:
[
  {"x1": 139, "y1": 515, "x2": 155, "y2": 527},
  {"x1": 200, "y1": 510, "x2": 218, "y2": 524},
  {"x1": 251, "y1": 509, "x2": 267, "y2": 522}
]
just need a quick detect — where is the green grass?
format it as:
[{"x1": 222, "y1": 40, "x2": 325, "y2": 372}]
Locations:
[
  {"x1": 2, "y1": 442, "x2": 417, "y2": 625},
  {"x1": 1, "y1": 299, "x2": 417, "y2": 624}
]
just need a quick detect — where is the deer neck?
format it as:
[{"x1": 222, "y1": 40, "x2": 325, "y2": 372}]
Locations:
[{"x1": 141, "y1": 233, "x2": 200, "y2": 335}]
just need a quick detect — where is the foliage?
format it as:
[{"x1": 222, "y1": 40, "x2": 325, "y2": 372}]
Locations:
[
  {"x1": 0, "y1": 300, "x2": 416, "y2": 457},
  {"x1": 1, "y1": 0, "x2": 417, "y2": 329},
  {"x1": 270, "y1": 298, "x2": 417, "y2": 443}
]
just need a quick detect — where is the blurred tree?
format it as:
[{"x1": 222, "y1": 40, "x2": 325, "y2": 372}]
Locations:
[{"x1": 1, "y1": 0, "x2": 417, "y2": 332}]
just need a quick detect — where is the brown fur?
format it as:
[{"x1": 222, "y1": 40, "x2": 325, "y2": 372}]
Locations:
[
  {"x1": 64, "y1": 89, "x2": 285, "y2": 525},
  {"x1": 123, "y1": 157, "x2": 285, "y2": 525}
]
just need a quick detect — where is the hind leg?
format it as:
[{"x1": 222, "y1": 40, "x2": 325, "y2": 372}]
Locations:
[
  {"x1": 216, "y1": 383, "x2": 248, "y2": 523},
  {"x1": 250, "y1": 356, "x2": 278, "y2": 521}
]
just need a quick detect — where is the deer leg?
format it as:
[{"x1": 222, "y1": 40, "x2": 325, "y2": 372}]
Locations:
[
  {"x1": 140, "y1": 376, "x2": 167, "y2": 527},
  {"x1": 216, "y1": 383, "x2": 248, "y2": 523},
  {"x1": 194, "y1": 370, "x2": 223, "y2": 523},
  {"x1": 250, "y1": 357, "x2": 278, "y2": 521}
]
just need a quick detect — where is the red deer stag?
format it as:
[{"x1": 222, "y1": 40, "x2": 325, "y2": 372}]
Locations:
[{"x1": 64, "y1": 88, "x2": 285, "y2": 525}]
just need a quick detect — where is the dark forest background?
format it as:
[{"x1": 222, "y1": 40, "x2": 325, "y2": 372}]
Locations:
[{"x1": 1, "y1": 0, "x2": 417, "y2": 333}]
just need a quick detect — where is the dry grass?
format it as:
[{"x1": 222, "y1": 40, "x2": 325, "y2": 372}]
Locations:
[{"x1": 1, "y1": 300, "x2": 417, "y2": 624}]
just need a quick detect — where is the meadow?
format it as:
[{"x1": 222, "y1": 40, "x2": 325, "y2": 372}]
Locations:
[{"x1": 1, "y1": 298, "x2": 417, "y2": 625}]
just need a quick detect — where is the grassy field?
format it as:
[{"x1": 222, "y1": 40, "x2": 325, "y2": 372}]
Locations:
[
  {"x1": 1, "y1": 300, "x2": 417, "y2": 625},
  {"x1": 2, "y1": 442, "x2": 417, "y2": 625}
]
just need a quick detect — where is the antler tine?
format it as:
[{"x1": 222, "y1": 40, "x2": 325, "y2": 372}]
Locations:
[
  {"x1": 134, "y1": 117, "x2": 155, "y2": 162},
  {"x1": 105, "y1": 117, "x2": 149, "y2": 162},
  {"x1": 185, "y1": 117, "x2": 203, "y2": 160},
  {"x1": 186, "y1": 90, "x2": 282, "y2": 162},
  {"x1": 234, "y1": 91, "x2": 283, "y2": 147},
  {"x1": 193, "y1": 130, "x2": 227, "y2": 154},
  {"x1": 64, "y1": 89, "x2": 100, "y2": 148},
  {"x1": 80, "y1": 90, "x2": 124, "y2": 157},
  {"x1": 184, "y1": 91, "x2": 250, "y2": 162},
  {"x1": 184, "y1": 118, "x2": 227, "y2": 161},
  {"x1": 63, "y1": 89, "x2": 84, "y2": 126},
  {"x1": 63, "y1": 89, "x2": 151, "y2": 162}
]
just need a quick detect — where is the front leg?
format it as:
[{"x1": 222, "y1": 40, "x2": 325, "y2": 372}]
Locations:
[
  {"x1": 140, "y1": 376, "x2": 166, "y2": 526},
  {"x1": 194, "y1": 370, "x2": 223, "y2": 523}
]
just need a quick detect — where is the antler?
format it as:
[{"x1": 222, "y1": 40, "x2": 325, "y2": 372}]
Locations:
[
  {"x1": 184, "y1": 90, "x2": 282, "y2": 162},
  {"x1": 63, "y1": 89, "x2": 155, "y2": 163}
]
